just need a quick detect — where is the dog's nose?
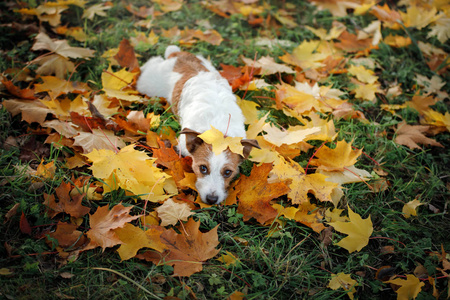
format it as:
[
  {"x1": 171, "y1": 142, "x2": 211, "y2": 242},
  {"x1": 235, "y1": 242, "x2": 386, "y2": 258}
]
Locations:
[{"x1": 206, "y1": 194, "x2": 219, "y2": 204}]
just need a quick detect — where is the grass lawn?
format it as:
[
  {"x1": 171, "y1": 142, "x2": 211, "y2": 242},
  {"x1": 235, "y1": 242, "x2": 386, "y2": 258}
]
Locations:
[{"x1": 1, "y1": 0, "x2": 449, "y2": 299}]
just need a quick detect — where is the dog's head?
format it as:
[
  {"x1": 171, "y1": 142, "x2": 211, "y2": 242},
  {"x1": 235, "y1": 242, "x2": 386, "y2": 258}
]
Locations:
[{"x1": 181, "y1": 128, "x2": 260, "y2": 205}]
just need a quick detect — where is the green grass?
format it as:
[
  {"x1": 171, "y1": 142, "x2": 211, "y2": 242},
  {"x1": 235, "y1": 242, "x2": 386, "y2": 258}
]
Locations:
[{"x1": 1, "y1": 0, "x2": 449, "y2": 299}]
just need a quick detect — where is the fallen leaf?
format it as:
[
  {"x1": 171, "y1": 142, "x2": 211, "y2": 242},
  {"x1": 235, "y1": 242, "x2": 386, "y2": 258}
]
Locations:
[
  {"x1": 402, "y1": 199, "x2": 423, "y2": 218},
  {"x1": 310, "y1": 140, "x2": 362, "y2": 172},
  {"x1": 48, "y1": 221, "x2": 87, "y2": 248},
  {"x1": 386, "y1": 274, "x2": 425, "y2": 300},
  {"x1": 114, "y1": 223, "x2": 166, "y2": 260},
  {"x1": 328, "y1": 272, "x2": 358, "y2": 300},
  {"x1": 73, "y1": 129, "x2": 126, "y2": 153},
  {"x1": 217, "y1": 251, "x2": 240, "y2": 266},
  {"x1": 43, "y1": 181, "x2": 90, "y2": 218},
  {"x1": 86, "y1": 203, "x2": 140, "y2": 251},
  {"x1": 198, "y1": 126, "x2": 244, "y2": 156},
  {"x1": 394, "y1": 121, "x2": 443, "y2": 150},
  {"x1": 136, "y1": 219, "x2": 220, "y2": 276},
  {"x1": 155, "y1": 198, "x2": 194, "y2": 226},
  {"x1": 84, "y1": 144, "x2": 173, "y2": 199},
  {"x1": 328, "y1": 206, "x2": 373, "y2": 253},
  {"x1": 237, "y1": 163, "x2": 290, "y2": 225}
]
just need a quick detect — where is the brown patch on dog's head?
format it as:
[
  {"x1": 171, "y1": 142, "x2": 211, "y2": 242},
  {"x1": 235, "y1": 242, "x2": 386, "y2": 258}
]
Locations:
[{"x1": 241, "y1": 138, "x2": 261, "y2": 159}]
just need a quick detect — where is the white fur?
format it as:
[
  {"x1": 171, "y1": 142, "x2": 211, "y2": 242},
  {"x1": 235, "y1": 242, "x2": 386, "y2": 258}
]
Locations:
[
  {"x1": 136, "y1": 56, "x2": 182, "y2": 102},
  {"x1": 195, "y1": 152, "x2": 230, "y2": 203},
  {"x1": 137, "y1": 46, "x2": 246, "y2": 204}
]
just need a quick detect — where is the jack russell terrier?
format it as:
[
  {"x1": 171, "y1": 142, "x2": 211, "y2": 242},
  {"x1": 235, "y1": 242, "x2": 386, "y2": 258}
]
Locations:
[{"x1": 136, "y1": 45, "x2": 260, "y2": 205}]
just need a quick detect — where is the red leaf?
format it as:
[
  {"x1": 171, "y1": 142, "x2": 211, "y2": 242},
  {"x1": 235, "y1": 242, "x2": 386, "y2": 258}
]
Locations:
[{"x1": 20, "y1": 212, "x2": 32, "y2": 235}]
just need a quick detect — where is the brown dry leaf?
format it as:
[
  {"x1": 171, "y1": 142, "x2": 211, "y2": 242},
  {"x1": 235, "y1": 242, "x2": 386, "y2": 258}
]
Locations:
[
  {"x1": 73, "y1": 129, "x2": 127, "y2": 153},
  {"x1": 334, "y1": 31, "x2": 373, "y2": 53},
  {"x1": 113, "y1": 39, "x2": 140, "y2": 72},
  {"x1": 48, "y1": 221, "x2": 87, "y2": 249},
  {"x1": 237, "y1": 163, "x2": 290, "y2": 225},
  {"x1": 241, "y1": 55, "x2": 295, "y2": 75},
  {"x1": 405, "y1": 94, "x2": 439, "y2": 115},
  {"x1": 43, "y1": 181, "x2": 90, "y2": 218},
  {"x1": 155, "y1": 198, "x2": 194, "y2": 226},
  {"x1": 32, "y1": 32, "x2": 95, "y2": 59},
  {"x1": 136, "y1": 218, "x2": 220, "y2": 277},
  {"x1": 2, "y1": 99, "x2": 52, "y2": 125},
  {"x1": 394, "y1": 121, "x2": 443, "y2": 150},
  {"x1": 86, "y1": 203, "x2": 140, "y2": 251}
]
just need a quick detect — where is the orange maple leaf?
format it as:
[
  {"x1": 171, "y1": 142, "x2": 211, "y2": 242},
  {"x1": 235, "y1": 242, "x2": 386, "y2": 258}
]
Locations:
[
  {"x1": 86, "y1": 203, "x2": 140, "y2": 251},
  {"x1": 237, "y1": 163, "x2": 290, "y2": 225},
  {"x1": 48, "y1": 221, "x2": 87, "y2": 249},
  {"x1": 136, "y1": 219, "x2": 220, "y2": 277},
  {"x1": 43, "y1": 181, "x2": 90, "y2": 218}
]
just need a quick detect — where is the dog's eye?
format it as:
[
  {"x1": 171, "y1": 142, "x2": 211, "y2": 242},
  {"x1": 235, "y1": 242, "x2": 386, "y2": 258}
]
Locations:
[
  {"x1": 223, "y1": 169, "x2": 233, "y2": 178},
  {"x1": 199, "y1": 165, "x2": 208, "y2": 174}
]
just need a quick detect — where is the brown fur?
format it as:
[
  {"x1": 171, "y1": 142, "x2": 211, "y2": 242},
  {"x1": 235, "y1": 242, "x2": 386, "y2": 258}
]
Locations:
[
  {"x1": 168, "y1": 52, "x2": 209, "y2": 115},
  {"x1": 190, "y1": 143, "x2": 242, "y2": 190}
]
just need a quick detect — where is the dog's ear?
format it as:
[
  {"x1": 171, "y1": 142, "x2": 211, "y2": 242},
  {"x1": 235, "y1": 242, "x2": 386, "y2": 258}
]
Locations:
[
  {"x1": 180, "y1": 128, "x2": 204, "y2": 154},
  {"x1": 241, "y1": 139, "x2": 261, "y2": 159}
]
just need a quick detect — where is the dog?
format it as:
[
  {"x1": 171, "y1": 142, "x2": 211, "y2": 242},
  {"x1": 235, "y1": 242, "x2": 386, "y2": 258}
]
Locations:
[{"x1": 136, "y1": 45, "x2": 260, "y2": 205}]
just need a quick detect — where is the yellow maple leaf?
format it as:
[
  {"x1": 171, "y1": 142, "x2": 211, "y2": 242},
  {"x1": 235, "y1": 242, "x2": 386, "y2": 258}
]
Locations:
[
  {"x1": 386, "y1": 274, "x2": 425, "y2": 300},
  {"x1": 115, "y1": 223, "x2": 166, "y2": 261},
  {"x1": 33, "y1": 160, "x2": 56, "y2": 181},
  {"x1": 84, "y1": 144, "x2": 173, "y2": 199},
  {"x1": 237, "y1": 98, "x2": 261, "y2": 125},
  {"x1": 401, "y1": 5, "x2": 439, "y2": 29},
  {"x1": 216, "y1": 251, "x2": 240, "y2": 266},
  {"x1": 155, "y1": 198, "x2": 194, "y2": 226},
  {"x1": 325, "y1": 208, "x2": 349, "y2": 223},
  {"x1": 197, "y1": 126, "x2": 244, "y2": 156},
  {"x1": 279, "y1": 40, "x2": 331, "y2": 70},
  {"x1": 305, "y1": 22, "x2": 346, "y2": 40},
  {"x1": 273, "y1": 202, "x2": 326, "y2": 233},
  {"x1": 328, "y1": 206, "x2": 373, "y2": 253},
  {"x1": 271, "y1": 156, "x2": 338, "y2": 205},
  {"x1": 402, "y1": 199, "x2": 424, "y2": 218},
  {"x1": 102, "y1": 66, "x2": 140, "y2": 101},
  {"x1": 353, "y1": 83, "x2": 379, "y2": 101},
  {"x1": 384, "y1": 34, "x2": 412, "y2": 47},
  {"x1": 130, "y1": 30, "x2": 159, "y2": 49},
  {"x1": 423, "y1": 110, "x2": 450, "y2": 131},
  {"x1": 310, "y1": 140, "x2": 362, "y2": 172},
  {"x1": 328, "y1": 272, "x2": 359, "y2": 300},
  {"x1": 348, "y1": 65, "x2": 378, "y2": 84}
]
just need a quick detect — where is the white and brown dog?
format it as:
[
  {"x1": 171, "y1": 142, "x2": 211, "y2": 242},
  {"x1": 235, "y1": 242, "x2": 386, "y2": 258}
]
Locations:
[{"x1": 136, "y1": 45, "x2": 259, "y2": 205}]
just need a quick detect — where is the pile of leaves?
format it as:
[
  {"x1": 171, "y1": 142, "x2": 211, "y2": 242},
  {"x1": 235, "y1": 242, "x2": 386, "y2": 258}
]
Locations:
[{"x1": 0, "y1": 0, "x2": 449, "y2": 299}]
